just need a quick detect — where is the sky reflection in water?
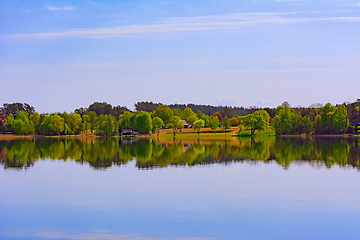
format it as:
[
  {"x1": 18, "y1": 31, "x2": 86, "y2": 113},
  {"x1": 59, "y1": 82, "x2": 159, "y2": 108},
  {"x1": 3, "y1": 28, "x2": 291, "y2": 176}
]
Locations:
[{"x1": 0, "y1": 138, "x2": 359, "y2": 240}]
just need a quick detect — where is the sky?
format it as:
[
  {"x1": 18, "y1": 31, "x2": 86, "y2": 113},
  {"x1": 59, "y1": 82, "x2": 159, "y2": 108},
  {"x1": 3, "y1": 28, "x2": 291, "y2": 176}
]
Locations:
[{"x1": 1, "y1": 0, "x2": 360, "y2": 113}]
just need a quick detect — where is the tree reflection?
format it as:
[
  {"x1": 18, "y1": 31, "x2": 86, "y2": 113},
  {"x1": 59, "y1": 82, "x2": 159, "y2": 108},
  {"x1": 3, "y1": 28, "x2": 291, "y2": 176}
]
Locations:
[{"x1": 0, "y1": 137, "x2": 359, "y2": 170}]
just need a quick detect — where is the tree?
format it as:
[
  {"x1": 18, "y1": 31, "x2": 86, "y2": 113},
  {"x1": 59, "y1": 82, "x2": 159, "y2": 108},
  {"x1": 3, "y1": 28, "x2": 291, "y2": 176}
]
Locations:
[
  {"x1": 181, "y1": 107, "x2": 196, "y2": 121},
  {"x1": 209, "y1": 115, "x2": 220, "y2": 133},
  {"x1": 272, "y1": 106, "x2": 293, "y2": 135},
  {"x1": 88, "y1": 102, "x2": 113, "y2": 115},
  {"x1": 95, "y1": 114, "x2": 118, "y2": 136},
  {"x1": 333, "y1": 104, "x2": 349, "y2": 134},
  {"x1": 119, "y1": 111, "x2": 134, "y2": 129},
  {"x1": 51, "y1": 114, "x2": 65, "y2": 135},
  {"x1": 13, "y1": 119, "x2": 25, "y2": 134},
  {"x1": 211, "y1": 112, "x2": 223, "y2": 122},
  {"x1": 196, "y1": 110, "x2": 210, "y2": 127},
  {"x1": 321, "y1": 103, "x2": 336, "y2": 134},
  {"x1": 229, "y1": 116, "x2": 239, "y2": 126},
  {"x1": 155, "y1": 105, "x2": 174, "y2": 125},
  {"x1": 222, "y1": 116, "x2": 231, "y2": 132},
  {"x1": 87, "y1": 111, "x2": 98, "y2": 133},
  {"x1": 302, "y1": 116, "x2": 313, "y2": 134},
  {"x1": 67, "y1": 113, "x2": 82, "y2": 134},
  {"x1": 29, "y1": 112, "x2": 41, "y2": 133},
  {"x1": 0, "y1": 103, "x2": 35, "y2": 117},
  {"x1": 219, "y1": 106, "x2": 234, "y2": 118},
  {"x1": 186, "y1": 115, "x2": 198, "y2": 125},
  {"x1": 82, "y1": 114, "x2": 90, "y2": 133},
  {"x1": 192, "y1": 119, "x2": 205, "y2": 135},
  {"x1": 167, "y1": 116, "x2": 183, "y2": 136},
  {"x1": 135, "y1": 111, "x2": 152, "y2": 134},
  {"x1": 5, "y1": 114, "x2": 14, "y2": 132},
  {"x1": 135, "y1": 101, "x2": 161, "y2": 112},
  {"x1": 242, "y1": 110, "x2": 269, "y2": 136},
  {"x1": 152, "y1": 117, "x2": 164, "y2": 136}
]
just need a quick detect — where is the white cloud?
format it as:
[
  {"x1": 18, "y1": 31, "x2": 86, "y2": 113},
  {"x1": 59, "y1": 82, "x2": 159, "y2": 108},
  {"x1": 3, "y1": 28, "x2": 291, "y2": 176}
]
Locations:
[
  {"x1": 215, "y1": 96, "x2": 243, "y2": 107},
  {"x1": 255, "y1": 98, "x2": 273, "y2": 107},
  {"x1": 2, "y1": 11, "x2": 360, "y2": 39},
  {"x1": 47, "y1": 6, "x2": 74, "y2": 11}
]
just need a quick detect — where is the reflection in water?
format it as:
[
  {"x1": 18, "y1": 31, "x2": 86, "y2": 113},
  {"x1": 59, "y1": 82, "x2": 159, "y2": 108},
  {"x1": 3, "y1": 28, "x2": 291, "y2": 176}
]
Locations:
[{"x1": 0, "y1": 137, "x2": 359, "y2": 170}]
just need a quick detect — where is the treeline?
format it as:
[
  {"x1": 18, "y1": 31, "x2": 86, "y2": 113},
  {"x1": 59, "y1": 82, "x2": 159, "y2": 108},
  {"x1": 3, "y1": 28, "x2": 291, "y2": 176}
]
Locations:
[
  {"x1": 0, "y1": 102, "x2": 270, "y2": 136},
  {"x1": 272, "y1": 101, "x2": 360, "y2": 135},
  {"x1": 1, "y1": 138, "x2": 359, "y2": 170},
  {"x1": 1, "y1": 99, "x2": 360, "y2": 136}
]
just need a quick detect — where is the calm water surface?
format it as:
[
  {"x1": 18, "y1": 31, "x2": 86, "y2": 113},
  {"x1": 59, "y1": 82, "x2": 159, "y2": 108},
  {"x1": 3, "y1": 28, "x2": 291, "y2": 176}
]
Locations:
[{"x1": 0, "y1": 137, "x2": 359, "y2": 240}]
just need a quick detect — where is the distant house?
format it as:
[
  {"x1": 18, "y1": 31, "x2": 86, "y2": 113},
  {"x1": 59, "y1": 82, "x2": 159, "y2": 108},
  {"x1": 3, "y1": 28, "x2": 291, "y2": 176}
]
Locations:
[{"x1": 181, "y1": 120, "x2": 190, "y2": 128}]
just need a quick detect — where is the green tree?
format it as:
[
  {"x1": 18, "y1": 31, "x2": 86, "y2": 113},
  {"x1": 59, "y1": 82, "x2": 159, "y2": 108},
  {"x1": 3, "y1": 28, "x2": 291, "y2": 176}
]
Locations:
[
  {"x1": 196, "y1": 110, "x2": 210, "y2": 127},
  {"x1": 210, "y1": 115, "x2": 220, "y2": 133},
  {"x1": 13, "y1": 119, "x2": 25, "y2": 134},
  {"x1": 333, "y1": 104, "x2": 349, "y2": 134},
  {"x1": 272, "y1": 106, "x2": 293, "y2": 135},
  {"x1": 67, "y1": 113, "x2": 82, "y2": 134},
  {"x1": 87, "y1": 111, "x2": 98, "y2": 133},
  {"x1": 186, "y1": 115, "x2": 198, "y2": 125},
  {"x1": 152, "y1": 117, "x2": 164, "y2": 136},
  {"x1": 302, "y1": 116, "x2": 313, "y2": 134},
  {"x1": 181, "y1": 107, "x2": 196, "y2": 121},
  {"x1": 29, "y1": 112, "x2": 41, "y2": 133},
  {"x1": 155, "y1": 105, "x2": 173, "y2": 125},
  {"x1": 119, "y1": 111, "x2": 134, "y2": 129},
  {"x1": 167, "y1": 116, "x2": 183, "y2": 136},
  {"x1": 192, "y1": 119, "x2": 205, "y2": 135},
  {"x1": 314, "y1": 115, "x2": 322, "y2": 135},
  {"x1": 96, "y1": 114, "x2": 118, "y2": 136},
  {"x1": 5, "y1": 114, "x2": 14, "y2": 132},
  {"x1": 135, "y1": 111, "x2": 152, "y2": 134},
  {"x1": 242, "y1": 110, "x2": 270, "y2": 136},
  {"x1": 82, "y1": 114, "x2": 90, "y2": 133},
  {"x1": 222, "y1": 116, "x2": 231, "y2": 132},
  {"x1": 49, "y1": 114, "x2": 65, "y2": 135},
  {"x1": 321, "y1": 103, "x2": 336, "y2": 134},
  {"x1": 229, "y1": 116, "x2": 239, "y2": 126}
]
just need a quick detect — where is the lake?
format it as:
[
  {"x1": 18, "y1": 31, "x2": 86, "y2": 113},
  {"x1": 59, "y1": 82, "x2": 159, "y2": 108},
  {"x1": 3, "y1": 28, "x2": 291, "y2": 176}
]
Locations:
[{"x1": 0, "y1": 137, "x2": 359, "y2": 240}]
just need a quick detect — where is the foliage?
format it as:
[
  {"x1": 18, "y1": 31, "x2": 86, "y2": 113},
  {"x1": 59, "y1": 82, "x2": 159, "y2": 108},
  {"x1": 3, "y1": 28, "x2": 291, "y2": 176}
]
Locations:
[
  {"x1": 212, "y1": 112, "x2": 223, "y2": 122},
  {"x1": 152, "y1": 117, "x2": 164, "y2": 136},
  {"x1": 196, "y1": 110, "x2": 210, "y2": 127},
  {"x1": 166, "y1": 116, "x2": 184, "y2": 136},
  {"x1": 135, "y1": 101, "x2": 161, "y2": 112},
  {"x1": 155, "y1": 105, "x2": 173, "y2": 125},
  {"x1": 67, "y1": 113, "x2": 82, "y2": 134},
  {"x1": 135, "y1": 111, "x2": 152, "y2": 134},
  {"x1": 333, "y1": 104, "x2": 349, "y2": 134},
  {"x1": 0, "y1": 103, "x2": 35, "y2": 117},
  {"x1": 221, "y1": 116, "x2": 231, "y2": 130},
  {"x1": 96, "y1": 114, "x2": 118, "y2": 136},
  {"x1": 230, "y1": 116, "x2": 240, "y2": 126},
  {"x1": 119, "y1": 111, "x2": 134, "y2": 129},
  {"x1": 209, "y1": 116, "x2": 220, "y2": 132},
  {"x1": 192, "y1": 119, "x2": 205, "y2": 135},
  {"x1": 242, "y1": 110, "x2": 270, "y2": 135},
  {"x1": 29, "y1": 112, "x2": 41, "y2": 133}
]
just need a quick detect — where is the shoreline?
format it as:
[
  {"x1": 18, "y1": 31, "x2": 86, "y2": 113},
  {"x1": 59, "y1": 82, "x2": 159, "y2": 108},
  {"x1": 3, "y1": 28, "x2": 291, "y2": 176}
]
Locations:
[{"x1": 0, "y1": 133, "x2": 359, "y2": 141}]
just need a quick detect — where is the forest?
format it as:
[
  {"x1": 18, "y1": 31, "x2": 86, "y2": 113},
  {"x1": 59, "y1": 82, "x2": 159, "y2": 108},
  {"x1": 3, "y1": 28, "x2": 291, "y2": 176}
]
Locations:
[{"x1": 0, "y1": 99, "x2": 359, "y2": 136}]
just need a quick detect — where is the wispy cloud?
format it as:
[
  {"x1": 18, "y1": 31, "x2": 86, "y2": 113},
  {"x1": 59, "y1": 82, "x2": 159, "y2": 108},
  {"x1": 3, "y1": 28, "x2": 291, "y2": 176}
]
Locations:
[
  {"x1": 2, "y1": 12, "x2": 360, "y2": 39},
  {"x1": 3, "y1": 230, "x2": 213, "y2": 240},
  {"x1": 46, "y1": 6, "x2": 74, "y2": 11}
]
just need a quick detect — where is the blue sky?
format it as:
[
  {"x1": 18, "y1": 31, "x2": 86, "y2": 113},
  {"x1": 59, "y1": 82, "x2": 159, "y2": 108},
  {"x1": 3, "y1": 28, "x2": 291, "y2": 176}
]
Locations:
[{"x1": 1, "y1": 0, "x2": 360, "y2": 113}]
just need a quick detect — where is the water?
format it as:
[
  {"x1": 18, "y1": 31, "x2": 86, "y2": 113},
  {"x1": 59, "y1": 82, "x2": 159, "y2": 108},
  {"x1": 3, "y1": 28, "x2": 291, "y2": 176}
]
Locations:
[{"x1": 0, "y1": 137, "x2": 359, "y2": 240}]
